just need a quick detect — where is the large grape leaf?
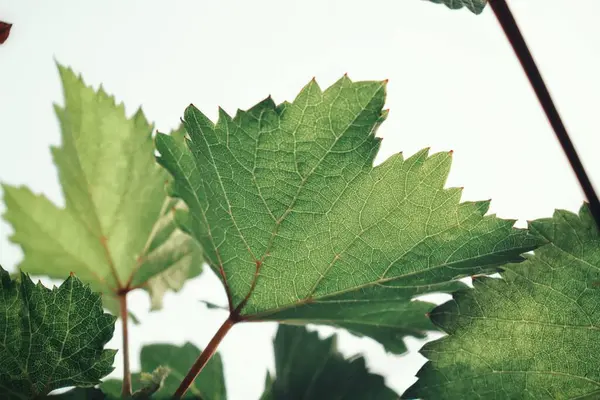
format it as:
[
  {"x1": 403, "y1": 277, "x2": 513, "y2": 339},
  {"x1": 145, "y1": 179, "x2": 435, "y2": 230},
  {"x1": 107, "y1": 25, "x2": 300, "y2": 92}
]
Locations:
[
  {"x1": 424, "y1": 0, "x2": 487, "y2": 14},
  {"x1": 0, "y1": 266, "x2": 116, "y2": 399},
  {"x1": 1, "y1": 64, "x2": 203, "y2": 318},
  {"x1": 403, "y1": 203, "x2": 600, "y2": 399},
  {"x1": 156, "y1": 76, "x2": 542, "y2": 354},
  {"x1": 260, "y1": 325, "x2": 397, "y2": 399},
  {"x1": 101, "y1": 342, "x2": 226, "y2": 399}
]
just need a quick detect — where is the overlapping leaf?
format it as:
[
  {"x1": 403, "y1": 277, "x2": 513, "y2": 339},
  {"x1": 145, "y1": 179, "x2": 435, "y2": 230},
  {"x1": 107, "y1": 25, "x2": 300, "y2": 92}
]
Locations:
[
  {"x1": 403, "y1": 204, "x2": 600, "y2": 399},
  {"x1": 260, "y1": 325, "x2": 397, "y2": 399},
  {"x1": 156, "y1": 76, "x2": 542, "y2": 353},
  {"x1": 424, "y1": 0, "x2": 487, "y2": 14},
  {"x1": 0, "y1": 266, "x2": 116, "y2": 399},
  {"x1": 101, "y1": 343, "x2": 226, "y2": 399},
  {"x1": 2, "y1": 65, "x2": 203, "y2": 318}
]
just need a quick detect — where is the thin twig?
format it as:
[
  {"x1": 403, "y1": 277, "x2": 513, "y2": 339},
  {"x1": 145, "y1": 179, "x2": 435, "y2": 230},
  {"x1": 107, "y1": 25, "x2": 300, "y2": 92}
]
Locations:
[
  {"x1": 118, "y1": 292, "x2": 132, "y2": 397},
  {"x1": 173, "y1": 316, "x2": 236, "y2": 398},
  {"x1": 489, "y1": 0, "x2": 600, "y2": 230}
]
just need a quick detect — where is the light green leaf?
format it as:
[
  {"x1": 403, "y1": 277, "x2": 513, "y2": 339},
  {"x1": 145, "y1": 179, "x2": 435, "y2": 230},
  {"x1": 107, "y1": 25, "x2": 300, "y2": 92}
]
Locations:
[
  {"x1": 424, "y1": 0, "x2": 487, "y2": 14},
  {"x1": 260, "y1": 325, "x2": 397, "y2": 399},
  {"x1": 403, "y1": 203, "x2": 600, "y2": 399},
  {"x1": 101, "y1": 342, "x2": 226, "y2": 399},
  {"x1": 0, "y1": 266, "x2": 116, "y2": 399},
  {"x1": 135, "y1": 199, "x2": 204, "y2": 311},
  {"x1": 2, "y1": 65, "x2": 202, "y2": 317},
  {"x1": 156, "y1": 76, "x2": 542, "y2": 353}
]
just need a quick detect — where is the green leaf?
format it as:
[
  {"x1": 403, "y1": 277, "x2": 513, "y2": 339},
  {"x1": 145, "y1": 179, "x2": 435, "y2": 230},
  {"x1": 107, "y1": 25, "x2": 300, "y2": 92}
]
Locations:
[
  {"x1": 156, "y1": 76, "x2": 542, "y2": 354},
  {"x1": 101, "y1": 342, "x2": 226, "y2": 399},
  {"x1": 260, "y1": 325, "x2": 397, "y2": 399},
  {"x1": 135, "y1": 199, "x2": 204, "y2": 311},
  {"x1": 0, "y1": 266, "x2": 116, "y2": 399},
  {"x1": 1, "y1": 65, "x2": 202, "y2": 317},
  {"x1": 424, "y1": 0, "x2": 487, "y2": 14},
  {"x1": 403, "y1": 203, "x2": 600, "y2": 399}
]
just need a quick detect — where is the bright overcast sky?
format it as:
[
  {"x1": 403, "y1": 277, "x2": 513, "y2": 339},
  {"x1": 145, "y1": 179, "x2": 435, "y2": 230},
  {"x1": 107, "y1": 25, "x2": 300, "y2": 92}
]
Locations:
[{"x1": 1, "y1": 0, "x2": 599, "y2": 398}]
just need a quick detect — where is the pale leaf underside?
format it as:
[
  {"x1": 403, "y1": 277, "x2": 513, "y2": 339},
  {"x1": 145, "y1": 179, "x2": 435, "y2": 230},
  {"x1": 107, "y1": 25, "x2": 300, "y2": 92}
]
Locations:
[{"x1": 2, "y1": 65, "x2": 202, "y2": 318}]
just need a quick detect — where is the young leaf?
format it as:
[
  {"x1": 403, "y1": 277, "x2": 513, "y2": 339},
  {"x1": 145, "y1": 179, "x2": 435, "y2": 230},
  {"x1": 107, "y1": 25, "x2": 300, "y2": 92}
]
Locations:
[
  {"x1": 260, "y1": 325, "x2": 397, "y2": 399},
  {"x1": 101, "y1": 343, "x2": 226, "y2": 399},
  {"x1": 0, "y1": 266, "x2": 116, "y2": 398},
  {"x1": 1, "y1": 65, "x2": 203, "y2": 317},
  {"x1": 156, "y1": 76, "x2": 542, "y2": 353},
  {"x1": 403, "y1": 203, "x2": 600, "y2": 399},
  {"x1": 424, "y1": 0, "x2": 487, "y2": 14}
]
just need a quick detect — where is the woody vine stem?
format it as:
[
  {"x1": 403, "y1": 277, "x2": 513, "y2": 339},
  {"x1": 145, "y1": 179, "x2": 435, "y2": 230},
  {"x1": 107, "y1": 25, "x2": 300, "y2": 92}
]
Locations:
[{"x1": 489, "y1": 0, "x2": 600, "y2": 230}]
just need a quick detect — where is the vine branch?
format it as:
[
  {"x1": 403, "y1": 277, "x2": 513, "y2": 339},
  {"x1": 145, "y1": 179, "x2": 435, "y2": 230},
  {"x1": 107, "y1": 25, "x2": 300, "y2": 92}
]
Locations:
[
  {"x1": 118, "y1": 291, "x2": 132, "y2": 397},
  {"x1": 173, "y1": 315, "x2": 236, "y2": 398},
  {"x1": 489, "y1": 0, "x2": 600, "y2": 231}
]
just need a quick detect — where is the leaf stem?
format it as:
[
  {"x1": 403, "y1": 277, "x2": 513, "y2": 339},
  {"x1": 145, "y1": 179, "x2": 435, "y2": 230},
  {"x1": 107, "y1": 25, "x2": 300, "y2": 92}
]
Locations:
[
  {"x1": 489, "y1": 0, "x2": 600, "y2": 231},
  {"x1": 118, "y1": 292, "x2": 132, "y2": 397},
  {"x1": 173, "y1": 315, "x2": 236, "y2": 399}
]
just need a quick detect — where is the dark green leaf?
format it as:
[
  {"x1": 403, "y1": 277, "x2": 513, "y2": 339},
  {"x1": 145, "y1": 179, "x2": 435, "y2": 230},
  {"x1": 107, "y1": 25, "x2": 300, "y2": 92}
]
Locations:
[
  {"x1": 424, "y1": 0, "x2": 487, "y2": 14},
  {"x1": 0, "y1": 266, "x2": 116, "y2": 399},
  {"x1": 260, "y1": 325, "x2": 397, "y2": 399},
  {"x1": 102, "y1": 343, "x2": 226, "y2": 399}
]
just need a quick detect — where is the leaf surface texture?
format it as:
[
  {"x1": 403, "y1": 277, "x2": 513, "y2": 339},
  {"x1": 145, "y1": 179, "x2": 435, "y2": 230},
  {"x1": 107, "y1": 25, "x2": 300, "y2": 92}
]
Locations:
[
  {"x1": 0, "y1": 267, "x2": 116, "y2": 399},
  {"x1": 156, "y1": 76, "x2": 542, "y2": 353},
  {"x1": 2, "y1": 66, "x2": 202, "y2": 316},
  {"x1": 404, "y1": 204, "x2": 600, "y2": 399}
]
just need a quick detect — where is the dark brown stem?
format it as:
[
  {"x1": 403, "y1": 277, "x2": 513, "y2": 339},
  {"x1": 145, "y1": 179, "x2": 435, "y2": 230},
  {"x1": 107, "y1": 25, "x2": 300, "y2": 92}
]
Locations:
[
  {"x1": 118, "y1": 292, "x2": 132, "y2": 397},
  {"x1": 173, "y1": 315, "x2": 236, "y2": 399},
  {"x1": 489, "y1": 0, "x2": 600, "y2": 231}
]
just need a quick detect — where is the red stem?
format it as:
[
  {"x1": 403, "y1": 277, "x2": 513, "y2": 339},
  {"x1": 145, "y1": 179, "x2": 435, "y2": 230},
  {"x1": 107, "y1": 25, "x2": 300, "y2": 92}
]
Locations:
[
  {"x1": 489, "y1": 0, "x2": 600, "y2": 230},
  {"x1": 118, "y1": 293, "x2": 132, "y2": 397},
  {"x1": 173, "y1": 316, "x2": 236, "y2": 398}
]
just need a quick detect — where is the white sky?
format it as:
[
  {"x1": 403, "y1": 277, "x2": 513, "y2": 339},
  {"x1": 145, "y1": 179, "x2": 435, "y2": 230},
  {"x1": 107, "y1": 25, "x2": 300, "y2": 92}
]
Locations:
[{"x1": 1, "y1": 0, "x2": 599, "y2": 398}]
